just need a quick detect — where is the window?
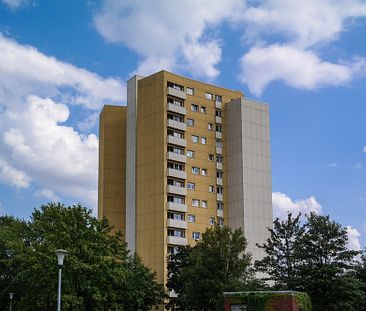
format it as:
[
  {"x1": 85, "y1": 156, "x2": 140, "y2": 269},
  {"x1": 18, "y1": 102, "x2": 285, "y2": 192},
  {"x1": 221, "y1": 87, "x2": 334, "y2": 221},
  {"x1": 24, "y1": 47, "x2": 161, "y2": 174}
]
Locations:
[
  {"x1": 200, "y1": 106, "x2": 206, "y2": 114},
  {"x1": 201, "y1": 200, "x2": 207, "y2": 208},
  {"x1": 215, "y1": 95, "x2": 222, "y2": 103},
  {"x1": 168, "y1": 146, "x2": 184, "y2": 155},
  {"x1": 192, "y1": 167, "x2": 200, "y2": 175},
  {"x1": 216, "y1": 140, "x2": 223, "y2": 148},
  {"x1": 187, "y1": 150, "x2": 195, "y2": 158},
  {"x1": 201, "y1": 137, "x2": 207, "y2": 145},
  {"x1": 168, "y1": 98, "x2": 184, "y2": 107},
  {"x1": 208, "y1": 154, "x2": 214, "y2": 161},
  {"x1": 217, "y1": 186, "x2": 223, "y2": 194},
  {"x1": 209, "y1": 185, "x2": 215, "y2": 193},
  {"x1": 192, "y1": 232, "x2": 201, "y2": 240},
  {"x1": 191, "y1": 104, "x2": 199, "y2": 112},
  {"x1": 168, "y1": 81, "x2": 184, "y2": 91},
  {"x1": 217, "y1": 202, "x2": 224, "y2": 210},
  {"x1": 168, "y1": 162, "x2": 184, "y2": 171},
  {"x1": 216, "y1": 125, "x2": 222, "y2": 132},
  {"x1": 217, "y1": 171, "x2": 223, "y2": 178},
  {"x1": 168, "y1": 229, "x2": 185, "y2": 237},
  {"x1": 168, "y1": 246, "x2": 179, "y2": 255},
  {"x1": 201, "y1": 168, "x2": 207, "y2": 176},
  {"x1": 192, "y1": 199, "x2": 200, "y2": 207},
  {"x1": 191, "y1": 135, "x2": 199, "y2": 143},
  {"x1": 168, "y1": 129, "x2": 184, "y2": 139},
  {"x1": 186, "y1": 87, "x2": 194, "y2": 95},
  {"x1": 216, "y1": 155, "x2": 223, "y2": 163},
  {"x1": 168, "y1": 212, "x2": 184, "y2": 220},
  {"x1": 187, "y1": 182, "x2": 195, "y2": 190},
  {"x1": 205, "y1": 92, "x2": 213, "y2": 100},
  {"x1": 218, "y1": 217, "x2": 224, "y2": 226},
  {"x1": 209, "y1": 217, "x2": 215, "y2": 225},
  {"x1": 187, "y1": 214, "x2": 196, "y2": 223},
  {"x1": 208, "y1": 123, "x2": 214, "y2": 130},
  {"x1": 187, "y1": 118, "x2": 194, "y2": 127},
  {"x1": 168, "y1": 179, "x2": 184, "y2": 187},
  {"x1": 215, "y1": 109, "x2": 222, "y2": 117},
  {"x1": 168, "y1": 113, "x2": 184, "y2": 122},
  {"x1": 168, "y1": 195, "x2": 185, "y2": 204}
]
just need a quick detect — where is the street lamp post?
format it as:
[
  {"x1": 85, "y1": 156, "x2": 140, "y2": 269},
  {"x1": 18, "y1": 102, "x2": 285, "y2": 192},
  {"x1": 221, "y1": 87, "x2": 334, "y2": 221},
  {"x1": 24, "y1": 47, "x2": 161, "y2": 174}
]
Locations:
[
  {"x1": 55, "y1": 249, "x2": 68, "y2": 311},
  {"x1": 9, "y1": 293, "x2": 14, "y2": 311}
]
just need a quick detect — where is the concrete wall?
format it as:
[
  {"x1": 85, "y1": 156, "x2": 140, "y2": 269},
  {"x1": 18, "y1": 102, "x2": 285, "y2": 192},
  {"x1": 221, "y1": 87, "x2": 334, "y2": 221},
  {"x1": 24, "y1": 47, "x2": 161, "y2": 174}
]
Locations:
[{"x1": 226, "y1": 98, "x2": 272, "y2": 262}]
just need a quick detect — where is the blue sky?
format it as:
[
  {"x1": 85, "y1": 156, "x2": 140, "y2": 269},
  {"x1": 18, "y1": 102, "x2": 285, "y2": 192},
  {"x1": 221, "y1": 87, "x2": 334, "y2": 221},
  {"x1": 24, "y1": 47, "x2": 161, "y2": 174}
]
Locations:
[{"x1": 0, "y1": 0, "x2": 365, "y2": 249}]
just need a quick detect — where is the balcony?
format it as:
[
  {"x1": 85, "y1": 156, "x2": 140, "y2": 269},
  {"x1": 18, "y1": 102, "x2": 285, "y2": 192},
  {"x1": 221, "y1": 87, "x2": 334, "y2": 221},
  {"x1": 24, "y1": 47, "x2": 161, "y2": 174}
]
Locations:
[
  {"x1": 215, "y1": 116, "x2": 222, "y2": 124},
  {"x1": 217, "y1": 178, "x2": 223, "y2": 186},
  {"x1": 168, "y1": 119, "x2": 187, "y2": 131},
  {"x1": 167, "y1": 236, "x2": 188, "y2": 246},
  {"x1": 217, "y1": 209, "x2": 224, "y2": 218},
  {"x1": 215, "y1": 101, "x2": 222, "y2": 109},
  {"x1": 167, "y1": 135, "x2": 187, "y2": 147},
  {"x1": 167, "y1": 168, "x2": 187, "y2": 180},
  {"x1": 216, "y1": 147, "x2": 222, "y2": 154},
  {"x1": 167, "y1": 185, "x2": 187, "y2": 196},
  {"x1": 167, "y1": 202, "x2": 187, "y2": 212},
  {"x1": 167, "y1": 86, "x2": 186, "y2": 100},
  {"x1": 217, "y1": 193, "x2": 224, "y2": 201},
  {"x1": 167, "y1": 151, "x2": 187, "y2": 163},
  {"x1": 167, "y1": 218, "x2": 188, "y2": 229},
  {"x1": 167, "y1": 102, "x2": 186, "y2": 115},
  {"x1": 216, "y1": 162, "x2": 223, "y2": 170},
  {"x1": 215, "y1": 131, "x2": 222, "y2": 139}
]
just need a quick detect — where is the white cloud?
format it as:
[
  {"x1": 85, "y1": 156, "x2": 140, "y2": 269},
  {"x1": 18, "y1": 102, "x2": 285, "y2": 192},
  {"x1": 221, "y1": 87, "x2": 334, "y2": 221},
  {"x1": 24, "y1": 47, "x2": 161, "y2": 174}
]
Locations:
[
  {"x1": 237, "y1": 0, "x2": 366, "y2": 94},
  {"x1": 0, "y1": 35, "x2": 126, "y2": 210},
  {"x1": 352, "y1": 162, "x2": 363, "y2": 169},
  {"x1": 94, "y1": 0, "x2": 244, "y2": 79},
  {"x1": 272, "y1": 192, "x2": 322, "y2": 220},
  {"x1": 326, "y1": 162, "x2": 337, "y2": 168},
  {"x1": 77, "y1": 112, "x2": 99, "y2": 132},
  {"x1": 363, "y1": 146, "x2": 366, "y2": 153},
  {"x1": 242, "y1": 0, "x2": 366, "y2": 48},
  {"x1": 239, "y1": 44, "x2": 366, "y2": 95},
  {"x1": 35, "y1": 188, "x2": 60, "y2": 202},
  {"x1": 1, "y1": 0, "x2": 30, "y2": 9},
  {"x1": 346, "y1": 226, "x2": 361, "y2": 251}
]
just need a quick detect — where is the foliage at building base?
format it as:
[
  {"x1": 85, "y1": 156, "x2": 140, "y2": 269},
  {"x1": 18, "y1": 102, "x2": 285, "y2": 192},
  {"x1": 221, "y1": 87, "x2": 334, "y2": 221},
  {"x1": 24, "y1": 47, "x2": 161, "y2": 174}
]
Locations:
[{"x1": 0, "y1": 203, "x2": 165, "y2": 310}]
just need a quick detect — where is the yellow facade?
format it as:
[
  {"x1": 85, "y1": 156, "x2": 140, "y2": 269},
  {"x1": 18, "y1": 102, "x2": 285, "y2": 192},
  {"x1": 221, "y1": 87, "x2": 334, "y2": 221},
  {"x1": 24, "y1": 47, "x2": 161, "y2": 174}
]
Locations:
[
  {"x1": 99, "y1": 71, "x2": 245, "y2": 285},
  {"x1": 98, "y1": 105, "x2": 127, "y2": 233}
]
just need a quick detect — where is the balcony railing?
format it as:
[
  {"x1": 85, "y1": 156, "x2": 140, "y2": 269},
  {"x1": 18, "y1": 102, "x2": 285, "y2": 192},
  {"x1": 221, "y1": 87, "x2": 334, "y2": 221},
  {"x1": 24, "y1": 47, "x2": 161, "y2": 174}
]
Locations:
[
  {"x1": 167, "y1": 185, "x2": 187, "y2": 196},
  {"x1": 167, "y1": 218, "x2": 188, "y2": 229},
  {"x1": 167, "y1": 168, "x2": 187, "y2": 180},
  {"x1": 215, "y1": 116, "x2": 222, "y2": 124},
  {"x1": 215, "y1": 131, "x2": 222, "y2": 139},
  {"x1": 167, "y1": 151, "x2": 187, "y2": 163},
  {"x1": 217, "y1": 178, "x2": 223, "y2": 186},
  {"x1": 167, "y1": 103, "x2": 186, "y2": 115},
  {"x1": 167, "y1": 135, "x2": 187, "y2": 147},
  {"x1": 167, "y1": 202, "x2": 188, "y2": 212},
  {"x1": 217, "y1": 193, "x2": 224, "y2": 201},
  {"x1": 216, "y1": 162, "x2": 223, "y2": 170},
  {"x1": 167, "y1": 236, "x2": 188, "y2": 246},
  {"x1": 167, "y1": 87, "x2": 186, "y2": 100},
  {"x1": 168, "y1": 119, "x2": 187, "y2": 131}
]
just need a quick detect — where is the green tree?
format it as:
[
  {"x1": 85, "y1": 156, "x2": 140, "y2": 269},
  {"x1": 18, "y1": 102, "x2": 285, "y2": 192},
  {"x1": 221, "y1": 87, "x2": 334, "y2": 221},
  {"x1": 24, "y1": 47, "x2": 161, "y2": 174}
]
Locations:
[
  {"x1": 0, "y1": 203, "x2": 164, "y2": 310},
  {"x1": 356, "y1": 251, "x2": 366, "y2": 311},
  {"x1": 299, "y1": 213, "x2": 363, "y2": 311},
  {"x1": 257, "y1": 212, "x2": 365, "y2": 311},
  {"x1": 167, "y1": 225, "x2": 260, "y2": 311},
  {"x1": 255, "y1": 212, "x2": 304, "y2": 289}
]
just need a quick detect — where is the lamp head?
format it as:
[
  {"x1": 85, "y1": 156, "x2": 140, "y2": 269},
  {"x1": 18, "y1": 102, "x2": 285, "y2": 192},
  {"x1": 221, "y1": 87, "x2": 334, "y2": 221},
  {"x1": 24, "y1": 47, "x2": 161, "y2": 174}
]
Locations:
[
  {"x1": 9, "y1": 293, "x2": 14, "y2": 300},
  {"x1": 55, "y1": 249, "x2": 68, "y2": 267}
]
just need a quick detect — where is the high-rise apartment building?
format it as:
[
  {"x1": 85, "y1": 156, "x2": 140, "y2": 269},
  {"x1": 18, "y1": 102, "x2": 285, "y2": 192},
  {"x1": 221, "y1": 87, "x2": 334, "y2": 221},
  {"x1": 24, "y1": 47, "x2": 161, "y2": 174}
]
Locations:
[{"x1": 98, "y1": 70, "x2": 272, "y2": 285}]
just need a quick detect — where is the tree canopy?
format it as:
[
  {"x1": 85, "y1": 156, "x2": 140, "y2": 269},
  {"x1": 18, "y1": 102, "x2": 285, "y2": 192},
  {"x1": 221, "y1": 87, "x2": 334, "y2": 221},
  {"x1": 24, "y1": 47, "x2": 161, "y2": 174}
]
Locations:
[
  {"x1": 167, "y1": 225, "x2": 261, "y2": 311},
  {"x1": 0, "y1": 203, "x2": 164, "y2": 310},
  {"x1": 256, "y1": 212, "x2": 365, "y2": 311}
]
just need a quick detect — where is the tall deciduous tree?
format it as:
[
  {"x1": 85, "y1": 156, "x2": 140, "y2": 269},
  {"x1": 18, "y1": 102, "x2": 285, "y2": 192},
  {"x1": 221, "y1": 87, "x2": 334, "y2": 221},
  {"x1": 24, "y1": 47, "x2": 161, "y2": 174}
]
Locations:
[
  {"x1": 0, "y1": 203, "x2": 164, "y2": 310},
  {"x1": 167, "y1": 225, "x2": 260, "y2": 311},
  {"x1": 256, "y1": 212, "x2": 304, "y2": 289},
  {"x1": 256, "y1": 212, "x2": 365, "y2": 311}
]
